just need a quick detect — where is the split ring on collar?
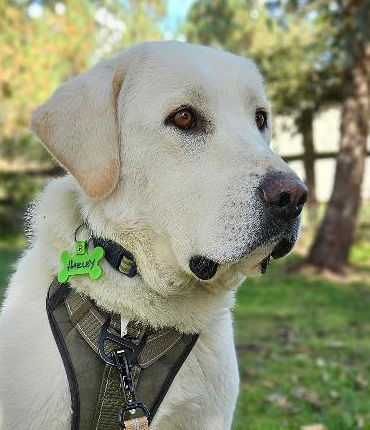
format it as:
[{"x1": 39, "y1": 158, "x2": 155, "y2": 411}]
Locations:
[{"x1": 74, "y1": 223, "x2": 92, "y2": 243}]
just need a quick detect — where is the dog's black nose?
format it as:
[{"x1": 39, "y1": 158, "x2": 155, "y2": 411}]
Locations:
[{"x1": 259, "y1": 172, "x2": 308, "y2": 221}]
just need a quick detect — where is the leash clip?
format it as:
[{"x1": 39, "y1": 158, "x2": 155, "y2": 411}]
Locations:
[
  {"x1": 114, "y1": 349, "x2": 149, "y2": 429},
  {"x1": 98, "y1": 319, "x2": 149, "y2": 427},
  {"x1": 114, "y1": 349, "x2": 136, "y2": 397}
]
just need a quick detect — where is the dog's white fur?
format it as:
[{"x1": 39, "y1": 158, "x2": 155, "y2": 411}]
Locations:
[{"x1": 0, "y1": 42, "x2": 298, "y2": 429}]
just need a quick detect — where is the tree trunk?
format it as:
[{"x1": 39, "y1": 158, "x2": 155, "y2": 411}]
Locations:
[
  {"x1": 298, "y1": 108, "x2": 317, "y2": 207},
  {"x1": 307, "y1": 38, "x2": 370, "y2": 273}
]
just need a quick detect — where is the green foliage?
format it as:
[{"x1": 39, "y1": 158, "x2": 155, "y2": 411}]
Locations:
[
  {"x1": 0, "y1": 236, "x2": 24, "y2": 303},
  {"x1": 0, "y1": 0, "x2": 97, "y2": 160},
  {"x1": 185, "y1": 0, "x2": 234, "y2": 46},
  {"x1": 0, "y1": 167, "x2": 45, "y2": 237},
  {"x1": 116, "y1": 0, "x2": 166, "y2": 47},
  {"x1": 0, "y1": 0, "x2": 166, "y2": 209},
  {"x1": 307, "y1": 0, "x2": 370, "y2": 68},
  {"x1": 185, "y1": 0, "x2": 342, "y2": 116},
  {"x1": 0, "y1": 0, "x2": 167, "y2": 154},
  {"x1": 0, "y1": 173, "x2": 43, "y2": 207}
]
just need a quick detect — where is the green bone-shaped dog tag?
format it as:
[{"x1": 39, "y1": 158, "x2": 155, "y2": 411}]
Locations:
[{"x1": 57, "y1": 240, "x2": 105, "y2": 283}]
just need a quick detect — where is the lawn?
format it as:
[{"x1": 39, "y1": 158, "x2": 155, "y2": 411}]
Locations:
[
  {"x1": 233, "y1": 255, "x2": 370, "y2": 430},
  {"x1": 0, "y1": 224, "x2": 369, "y2": 430}
]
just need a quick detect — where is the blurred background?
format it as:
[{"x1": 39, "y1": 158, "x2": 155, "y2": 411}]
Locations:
[{"x1": 0, "y1": 1, "x2": 369, "y2": 429}]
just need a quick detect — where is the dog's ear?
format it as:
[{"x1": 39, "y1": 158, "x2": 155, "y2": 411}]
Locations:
[{"x1": 31, "y1": 59, "x2": 123, "y2": 198}]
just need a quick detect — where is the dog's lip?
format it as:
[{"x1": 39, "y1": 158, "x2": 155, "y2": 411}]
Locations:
[
  {"x1": 221, "y1": 236, "x2": 296, "y2": 263},
  {"x1": 252, "y1": 238, "x2": 295, "y2": 274},
  {"x1": 189, "y1": 251, "x2": 273, "y2": 280},
  {"x1": 271, "y1": 237, "x2": 295, "y2": 259},
  {"x1": 260, "y1": 254, "x2": 271, "y2": 274},
  {"x1": 189, "y1": 247, "x2": 272, "y2": 280},
  {"x1": 188, "y1": 236, "x2": 296, "y2": 280},
  {"x1": 191, "y1": 237, "x2": 294, "y2": 277}
]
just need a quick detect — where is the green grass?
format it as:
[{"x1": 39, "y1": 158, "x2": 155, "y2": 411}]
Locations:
[
  {"x1": 0, "y1": 226, "x2": 369, "y2": 430},
  {"x1": 233, "y1": 250, "x2": 370, "y2": 430}
]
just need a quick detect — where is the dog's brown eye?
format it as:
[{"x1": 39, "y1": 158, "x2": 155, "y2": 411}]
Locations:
[
  {"x1": 255, "y1": 110, "x2": 267, "y2": 131},
  {"x1": 172, "y1": 109, "x2": 195, "y2": 130}
]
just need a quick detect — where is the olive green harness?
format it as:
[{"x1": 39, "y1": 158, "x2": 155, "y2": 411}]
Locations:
[{"x1": 47, "y1": 278, "x2": 199, "y2": 429}]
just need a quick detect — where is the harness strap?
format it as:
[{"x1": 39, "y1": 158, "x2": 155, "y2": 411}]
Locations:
[
  {"x1": 93, "y1": 363, "x2": 147, "y2": 429},
  {"x1": 65, "y1": 287, "x2": 183, "y2": 367},
  {"x1": 93, "y1": 365, "x2": 127, "y2": 429},
  {"x1": 46, "y1": 280, "x2": 80, "y2": 430},
  {"x1": 47, "y1": 279, "x2": 199, "y2": 429}
]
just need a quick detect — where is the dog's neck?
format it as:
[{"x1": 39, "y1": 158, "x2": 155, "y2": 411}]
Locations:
[{"x1": 32, "y1": 176, "x2": 240, "y2": 333}]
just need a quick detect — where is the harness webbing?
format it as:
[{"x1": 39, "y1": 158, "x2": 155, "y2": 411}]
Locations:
[{"x1": 46, "y1": 279, "x2": 199, "y2": 429}]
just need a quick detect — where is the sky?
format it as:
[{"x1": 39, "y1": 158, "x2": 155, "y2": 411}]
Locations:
[
  {"x1": 161, "y1": 0, "x2": 194, "y2": 33},
  {"x1": 28, "y1": 0, "x2": 195, "y2": 36}
]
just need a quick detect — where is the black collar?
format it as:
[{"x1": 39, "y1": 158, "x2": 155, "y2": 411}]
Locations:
[{"x1": 92, "y1": 237, "x2": 137, "y2": 278}]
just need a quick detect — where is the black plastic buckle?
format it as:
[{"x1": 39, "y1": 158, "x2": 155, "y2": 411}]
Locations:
[
  {"x1": 98, "y1": 320, "x2": 146, "y2": 366},
  {"x1": 92, "y1": 237, "x2": 137, "y2": 278}
]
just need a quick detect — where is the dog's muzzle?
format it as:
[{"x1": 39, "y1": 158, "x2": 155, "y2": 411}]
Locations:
[
  {"x1": 189, "y1": 237, "x2": 295, "y2": 280},
  {"x1": 189, "y1": 172, "x2": 307, "y2": 281}
]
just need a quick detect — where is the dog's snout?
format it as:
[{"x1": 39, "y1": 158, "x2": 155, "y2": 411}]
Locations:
[{"x1": 259, "y1": 172, "x2": 308, "y2": 220}]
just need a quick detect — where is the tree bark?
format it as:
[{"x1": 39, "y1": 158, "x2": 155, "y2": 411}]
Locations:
[
  {"x1": 297, "y1": 109, "x2": 317, "y2": 207},
  {"x1": 307, "y1": 35, "x2": 370, "y2": 273}
]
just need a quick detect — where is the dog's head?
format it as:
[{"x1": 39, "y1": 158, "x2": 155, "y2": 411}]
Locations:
[{"x1": 31, "y1": 41, "x2": 307, "y2": 293}]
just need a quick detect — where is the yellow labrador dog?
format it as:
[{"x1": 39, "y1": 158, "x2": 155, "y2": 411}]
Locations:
[{"x1": 0, "y1": 41, "x2": 307, "y2": 429}]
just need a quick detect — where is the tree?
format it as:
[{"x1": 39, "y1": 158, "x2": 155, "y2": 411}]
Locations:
[
  {"x1": 0, "y1": 0, "x2": 166, "y2": 233},
  {"x1": 0, "y1": 0, "x2": 166, "y2": 165},
  {"x1": 0, "y1": 0, "x2": 97, "y2": 164},
  {"x1": 307, "y1": 0, "x2": 370, "y2": 273},
  {"x1": 185, "y1": 0, "x2": 342, "y2": 207}
]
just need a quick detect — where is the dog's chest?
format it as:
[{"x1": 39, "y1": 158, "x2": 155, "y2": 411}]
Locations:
[
  {"x1": 0, "y1": 244, "x2": 238, "y2": 430},
  {"x1": 151, "y1": 317, "x2": 239, "y2": 429}
]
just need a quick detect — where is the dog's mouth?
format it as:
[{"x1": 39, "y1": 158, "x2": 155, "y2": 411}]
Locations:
[{"x1": 189, "y1": 237, "x2": 295, "y2": 280}]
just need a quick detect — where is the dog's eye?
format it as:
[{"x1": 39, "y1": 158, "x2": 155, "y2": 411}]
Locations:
[
  {"x1": 255, "y1": 109, "x2": 267, "y2": 131},
  {"x1": 171, "y1": 108, "x2": 195, "y2": 130}
]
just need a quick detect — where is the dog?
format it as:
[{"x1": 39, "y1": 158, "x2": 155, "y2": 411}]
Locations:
[{"x1": 0, "y1": 41, "x2": 307, "y2": 429}]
